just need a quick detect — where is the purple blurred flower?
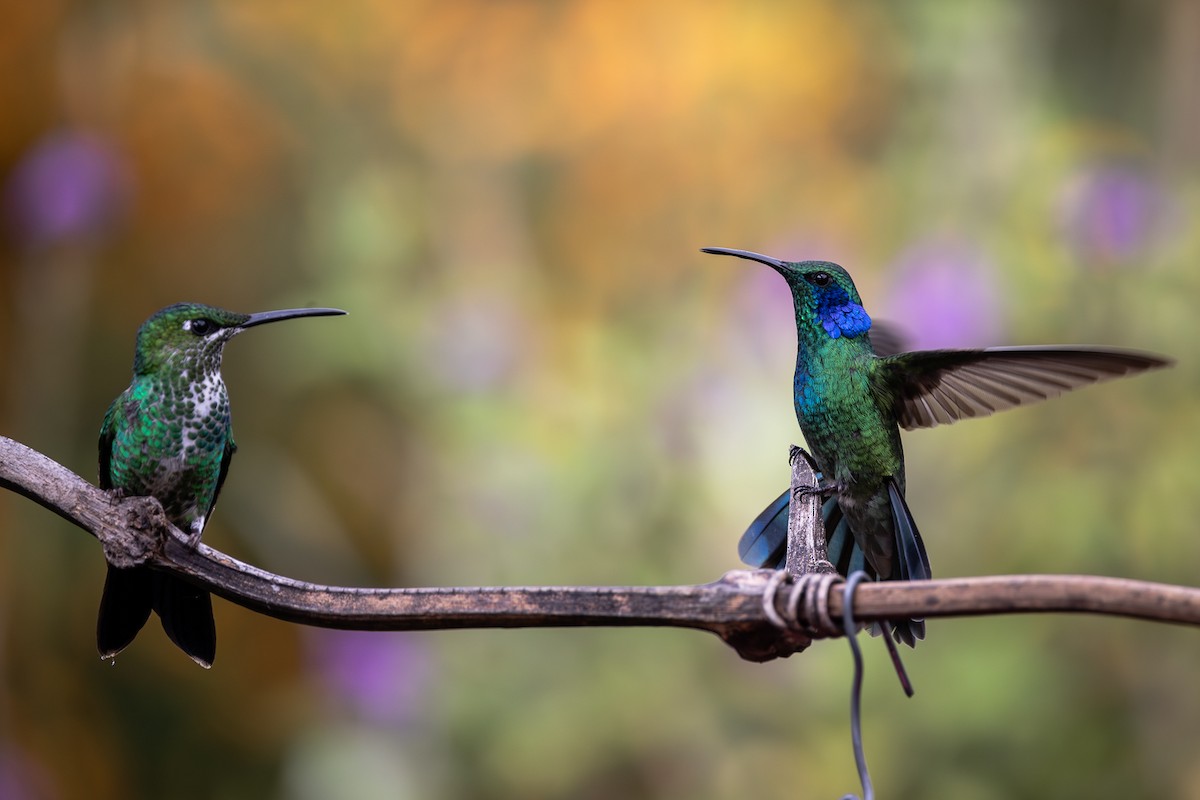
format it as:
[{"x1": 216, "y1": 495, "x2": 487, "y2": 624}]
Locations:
[
  {"x1": 883, "y1": 238, "x2": 1005, "y2": 349},
  {"x1": 306, "y1": 630, "x2": 433, "y2": 728},
  {"x1": 0, "y1": 744, "x2": 55, "y2": 800},
  {"x1": 730, "y1": 265, "x2": 797, "y2": 364},
  {"x1": 1059, "y1": 163, "x2": 1165, "y2": 266},
  {"x1": 4, "y1": 129, "x2": 130, "y2": 247}
]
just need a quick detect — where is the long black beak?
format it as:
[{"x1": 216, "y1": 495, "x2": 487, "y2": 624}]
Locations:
[
  {"x1": 701, "y1": 247, "x2": 788, "y2": 272},
  {"x1": 241, "y1": 307, "x2": 347, "y2": 329}
]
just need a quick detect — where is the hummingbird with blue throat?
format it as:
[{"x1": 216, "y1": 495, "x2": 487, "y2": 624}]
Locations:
[
  {"x1": 703, "y1": 247, "x2": 1170, "y2": 646},
  {"x1": 97, "y1": 302, "x2": 345, "y2": 667}
]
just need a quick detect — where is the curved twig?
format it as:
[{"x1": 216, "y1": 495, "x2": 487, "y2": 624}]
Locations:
[{"x1": 2, "y1": 434, "x2": 1200, "y2": 665}]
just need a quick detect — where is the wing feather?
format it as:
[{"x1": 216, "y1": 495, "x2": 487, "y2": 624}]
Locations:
[
  {"x1": 202, "y1": 435, "x2": 237, "y2": 528},
  {"x1": 881, "y1": 346, "x2": 1170, "y2": 431},
  {"x1": 98, "y1": 396, "x2": 122, "y2": 490}
]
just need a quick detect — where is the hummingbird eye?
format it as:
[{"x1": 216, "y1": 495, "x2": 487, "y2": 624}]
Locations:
[
  {"x1": 186, "y1": 319, "x2": 215, "y2": 336},
  {"x1": 807, "y1": 271, "x2": 833, "y2": 287}
]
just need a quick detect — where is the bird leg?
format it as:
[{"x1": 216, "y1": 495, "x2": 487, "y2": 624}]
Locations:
[
  {"x1": 787, "y1": 445, "x2": 840, "y2": 500},
  {"x1": 184, "y1": 518, "x2": 206, "y2": 547},
  {"x1": 787, "y1": 444, "x2": 816, "y2": 470},
  {"x1": 791, "y1": 481, "x2": 839, "y2": 501}
]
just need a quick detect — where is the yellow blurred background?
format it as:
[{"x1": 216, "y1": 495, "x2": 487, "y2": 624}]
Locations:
[{"x1": 1, "y1": 1, "x2": 1198, "y2": 798}]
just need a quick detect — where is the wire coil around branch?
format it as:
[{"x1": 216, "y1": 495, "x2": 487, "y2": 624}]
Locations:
[{"x1": 762, "y1": 571, "x2": 846, "y2": 639}]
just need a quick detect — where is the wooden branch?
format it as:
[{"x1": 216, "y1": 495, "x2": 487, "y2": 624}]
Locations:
[
  {"x1": 783, "y1": 445, "x2": 838, "y2": 576},
  {"x1": 3, "y1": 434, "x2": 1200, "y2": 665}
]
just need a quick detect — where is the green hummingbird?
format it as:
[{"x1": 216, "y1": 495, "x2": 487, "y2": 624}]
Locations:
[
  {"x1": 97, "y1": 302, "x2": 345, "y2": 667},
  {"x1": 703, "y1": 247, "x2": 1170, "y2": 645}
]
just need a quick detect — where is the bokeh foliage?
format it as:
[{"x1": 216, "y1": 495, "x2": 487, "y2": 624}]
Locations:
[{"x1": 1, "y1": 1, "x2": 1198, "y2": 798}]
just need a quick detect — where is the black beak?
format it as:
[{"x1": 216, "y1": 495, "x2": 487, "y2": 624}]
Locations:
[
  {"x1": 240, "y1": 307, "x2": 347, "y2": 329},
  {"x1": 701, "y1": 247, "x2": 788, "y2": 272}
]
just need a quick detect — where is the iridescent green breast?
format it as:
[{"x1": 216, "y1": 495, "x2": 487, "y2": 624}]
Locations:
[
  {"x1": 793, "y1": 337, "x2": 903, "y2": 481},
  {"x1": 102, "y1": 372, "x2": 232, "y2": 534}
]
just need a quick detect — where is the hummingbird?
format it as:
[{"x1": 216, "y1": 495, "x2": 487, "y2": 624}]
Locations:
[
  {"x1": 703, "y1": 247, "x2": 1170, "y2": 646},
  {"x1": 97, "y1": 302, "x2": 345, "y2": 667}
]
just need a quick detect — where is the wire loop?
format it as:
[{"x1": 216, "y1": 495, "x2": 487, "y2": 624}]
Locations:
[{"x1": 762, "y1": 570, "x2": 847, "y2": 638}]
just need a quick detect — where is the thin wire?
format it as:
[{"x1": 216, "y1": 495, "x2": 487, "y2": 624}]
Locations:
[
  {"x1": 840, "y1": 570, "x2": 873, "y2": 800},
  {"x1": 761, "y1": 570, "x2": 791, "y2": 629}
]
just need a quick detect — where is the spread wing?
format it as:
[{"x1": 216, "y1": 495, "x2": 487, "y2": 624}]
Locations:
[
  {"x1": 879, "y1": 346, "x2": 1171, "y2": 430},
  {"x1": 865, "y1": 320, "x2": 909, "y2": 358}
]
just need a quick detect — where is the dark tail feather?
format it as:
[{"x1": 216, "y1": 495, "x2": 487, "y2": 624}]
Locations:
[
  {"x1": 97, "y1": 566, "x2": 154, "y2": 659},
  {"x1": 98, "y1": 568, "x2": 216, "y2": 667},
  {"x1": 739, "y1": 467, "x2": 841, "y2": 569},
  {"x1": 738, "y1": 489, "x2": 790, "y2": 568},
  {"x1": 887, "y1": 479, "x2": 931, "y2": 583},
  {"x1": 154, "y1": 576, "x2": 216, "y2": 669},
  {"x1": 824, "y1": 499, "x2": 857, "y2": 575},
  {"x1": 740, "y1": 489, "x2": 866, "y2": 575},
  {"x1": 884, "y1": 478, "x2": 930, "y2": 646},
  {"x1": 739, "y1": 480, "x2": 932, "y2": 647}
]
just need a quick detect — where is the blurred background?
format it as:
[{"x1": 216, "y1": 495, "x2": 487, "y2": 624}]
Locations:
[{"x1": 0, "y1": 1, "x2": 1198, "y2": 798}]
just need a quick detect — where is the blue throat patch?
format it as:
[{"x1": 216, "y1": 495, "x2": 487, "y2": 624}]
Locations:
[{"x1": 816, "y1": 288, "x2": 872, "y2": 339}]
